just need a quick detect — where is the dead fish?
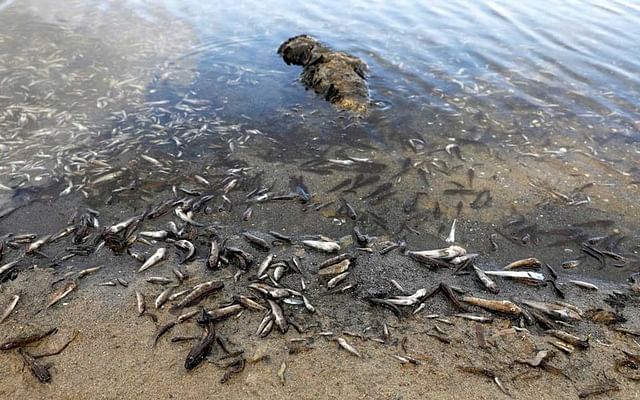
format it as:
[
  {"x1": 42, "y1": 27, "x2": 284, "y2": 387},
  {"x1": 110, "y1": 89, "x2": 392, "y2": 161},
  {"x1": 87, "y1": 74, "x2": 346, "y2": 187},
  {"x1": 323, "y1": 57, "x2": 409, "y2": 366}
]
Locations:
[
  {"x1": 504, "y1": 258, "x2": 541, "y2": 270},
  {"x1": 0, "y1": 294, "x2": 20, "y2": 323},
  {"x1": 267, "y1": 299, "x2": 288, "y2": 333},
  {"x1": 303, "y1": 240, "x2": 340, "y2": 253},
  {"x1": 174, "y1": 240, "x2": 196, "y2": 264},
  {"x1": 154, "y1": 321, "x2": 177, "y2": 346},
  {"x1": 207, "y1": 239, "x2": 220, "y2": 269},
  {"x1": 318, "y1": 254, "x2": 351, "y2": 269},
  {"x1": 569, "y1": 280, "x2": 599, "y2": 290},
  {"x1": 139, "y1": 230, "x2": 169, "y2": 240},
  {"x1": 302, "y1": 296, "x2": 315, "y2": 313},
  {"x1": 318, "y1": 259, "x2": 351, "y2": 275},
  {"x1": 78, "y1": 266, "x2": 102, "y2": 279},
  {"x1": 146, "y1": 277, "x2": 174, "y2": 285},
  {"x1": 0, "y1": 259, "x2": 20, "y2": 276},
  {"x1": 547, "y1": 330, "x2": 589, "y2": 349},
  {"x1": 138, "y1": 248, "x2": 167, "y2": 272},
  {"x1": 105, "y1": 215, "x2": 140, "y2": 235},
  {"x1": 185, "y1": 312, "x2": 216, "y2": 370},
  {"x1": 273, "y1": 265, "x2": 287, "y2": 282},
  {"x1": 577, "y1": 383, "x2": 620, "y2": 399},
  {"x1": 169, "y1": 289, "x2": 191, "y2": 301},
  {"x1": 454, "y1": 313, "x2": 494, "y2": 323},
  {"x1": 0, "y1": 206, "x2": 19, "y2": 220},
  {"x1": 484, "y1": 270, "x2": 545, "y2": 281},
  {"x1": 472, "y1": 266, "x2": 500, "y2": 294},
  {"x1": 136, "y1": 291, "x2": 145, "y2": 315},
  {"x1": 170, "y1": 281, "x2": 224, "y2": 311},
  {"x1": 561, "y1": 259, "x2": 581, "y2": 269},
  {"x1": 127, "y1": 249, "x2": 146, "y2": 263},
  {"x1": 521, "y1": 300, "x2": 582, "y2": 321},
  {"x1": 445, "y1": 219, "x2": 456, "y2": 243},
  {"x1": 257, "y1": 253, "x2": 275, "y2": 278},
  {"x1": 155, "y1": 287, "x2": 174, "y2": 309},
  {"x1": 340, "y1": 199, "x2": 358, "y2": 220},
  {"x1": 25, "y1": 234, "x2": 51, "y2": 254},
  {"x1": 242, "y1": 207, "x2": 253, "y2": 221},
  {"x1": 248, "y1": 283, "x2": 293, "y2": 299},
  {"x1": 242, "y1": 232, "x2": 270, "y2": 250},
  {"x1": 91, "y1": 171, "x2": 124, "y2": 186},
  {"x1": 335, "y1": 337, "x2": 361, "y2": 357},
  {"x1": 173, "y1": 268, "x2": 188, "y2": 282},
  {"x1": 1, "y1": 327, "x2": 57, "y2": 350},
  {"x1": 549, "y1": 339, "x2": 574, "y2": 354},
  {"x1": 46, "y1": 280, "x2": 77, "y2": 309},
  {"x1": 381, "y1": 288, "x2": 429, "y2": 306},
  {"x1": 238, "y1": 296, "x2": 266, "y2": 311},
  {"x1": 406, "y1": 245, "x2": 466, "y2": 261},
  {"x1": 17, "y1": 348, "x2": 51, "y2": 383},
  {"x1": 327, "y1": 272, "x2": 350, "y2": 289},
  {"x1": 175, "y1": 208, "x2": 203, "y2": 227},
  {"x1": 461, "y1": 296, "x2": 522, "y2": 315},
  {"x1": 268, "y1": 231, "x2": 292, "y2": 243}
]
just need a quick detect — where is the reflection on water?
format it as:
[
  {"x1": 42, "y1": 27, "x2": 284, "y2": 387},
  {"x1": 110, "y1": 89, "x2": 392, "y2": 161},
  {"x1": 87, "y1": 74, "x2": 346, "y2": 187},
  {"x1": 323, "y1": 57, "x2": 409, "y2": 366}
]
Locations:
[{"x1": 0, "y1": 0, "x2": 639, "y2": 281}]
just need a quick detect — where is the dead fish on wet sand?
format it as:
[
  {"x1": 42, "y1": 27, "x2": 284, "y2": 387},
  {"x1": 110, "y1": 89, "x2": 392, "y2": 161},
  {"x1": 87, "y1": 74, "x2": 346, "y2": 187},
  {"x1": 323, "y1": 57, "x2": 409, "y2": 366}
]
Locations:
[
  {"x1": 0, "y1": 294, "x2": 20, "y2": 323},
  {"x1": 520, "y1": 300, "x2": 582, "y2": 321},
  {"x1": 138, "y1": 248, "x2": 167, "y2": 272},
  {"x1": 406, "y1": 245, "x2": 467, "y2": 261},
  {"x1": 484, "y1": 270, "x2": 545, "y2": 281},
  {"x1": 136, "y1": 291, "x2": 145, "y2": 315},
  {"x1": 504, "y1": 258, "x2": 541, "y2": 270},
  {"x1": 335, "y1": 337, "x2": 361, "y2": 357},
  {"x1": 303, "y1": 239, "x2": 340, "y2": 253},
  {"x1": 170, "y1": 280, "x2": 224, "y2": 312},
  {"x1": 18, "y1": 348, "x2": 51, "y2": 383},
  {"x1": 569, "y1": 280, "x2": 599, "y2": 291},
  {"x1": 45, "y1": 281, "x2": 77, "y2": 310},
  {"x1": 1, "y1": 327, "x2": 57, "y2": 350},
  {"x1": 461, "y1": 296, "x2": 522, "y2": 315},
  {"x1": 185, "y1": 312, "x2": 216, "y2": 370}
]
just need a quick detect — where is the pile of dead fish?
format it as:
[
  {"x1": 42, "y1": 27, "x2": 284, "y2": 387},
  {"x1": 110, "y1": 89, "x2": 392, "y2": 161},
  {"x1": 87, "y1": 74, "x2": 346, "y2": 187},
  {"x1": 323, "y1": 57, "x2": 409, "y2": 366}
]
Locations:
[{"x1": 1, "y1": 165, "x2": 639, "y2": 390}]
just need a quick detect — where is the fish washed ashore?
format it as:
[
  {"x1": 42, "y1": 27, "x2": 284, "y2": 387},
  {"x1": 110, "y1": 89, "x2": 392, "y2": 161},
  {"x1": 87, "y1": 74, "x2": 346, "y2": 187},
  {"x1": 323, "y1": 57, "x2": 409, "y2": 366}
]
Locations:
[
  {"x1": 1, "y1": 134, "x2": 639, "y2": 399},
  {"x1": 1, "y1": 1, "x2": 640, "y2": 399}
]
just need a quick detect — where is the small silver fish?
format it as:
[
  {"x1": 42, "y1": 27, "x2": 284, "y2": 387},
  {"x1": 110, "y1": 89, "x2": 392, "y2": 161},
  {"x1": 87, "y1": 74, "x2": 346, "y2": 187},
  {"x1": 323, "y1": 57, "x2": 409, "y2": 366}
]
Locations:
[
  {"x1": 445, "y1": 219, "x2": 456, "y2": 243},
  {"x1": 138, "y1": 248, "x2": 167, "y2": 272},
  {"x1": 155, "y1": 287, "x2": 174, "y2": 309},
  {"x1": 302, "y1": 240, "x2": 341, "y2": 253},
  {"x1": 0, "y1": 294, "x2": 20, "y2": 323},
  {"x1": 569, "y1": 280, "x2": 598, "y2": 290},
  {"x1": 327, "y1": 272, "x2": 350, "y2": 288},
  {"x1": 336, "y1": 337, "x2": 361, "y2": 357},
  {"x1": 136, "y1": 291, "x2": 145, "y2": 315}
]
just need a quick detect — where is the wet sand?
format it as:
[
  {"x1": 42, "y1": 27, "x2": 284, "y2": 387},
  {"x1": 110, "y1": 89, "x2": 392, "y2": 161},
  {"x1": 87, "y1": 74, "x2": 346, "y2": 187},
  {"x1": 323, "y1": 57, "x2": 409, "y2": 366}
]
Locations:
[
  {"x1": 1, "y1": 145, "x2": 639, "y2": 399},
  {"x1": 1, "y1": 1, "x2": 640, "y2": 399}
]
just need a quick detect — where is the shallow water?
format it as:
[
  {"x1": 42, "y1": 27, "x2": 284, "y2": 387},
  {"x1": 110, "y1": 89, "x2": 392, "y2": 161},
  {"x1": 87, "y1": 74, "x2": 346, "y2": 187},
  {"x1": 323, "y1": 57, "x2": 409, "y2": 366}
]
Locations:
[{"x1": 1, "y1": 0, "x2": 639, "y2": 397}]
